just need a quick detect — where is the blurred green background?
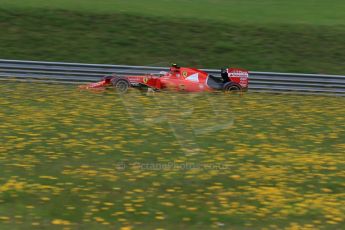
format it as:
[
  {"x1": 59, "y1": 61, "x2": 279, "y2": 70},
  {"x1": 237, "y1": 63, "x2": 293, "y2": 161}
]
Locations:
[{"x1": 0, "y1": 0, "x2": 344, "y2": 72}]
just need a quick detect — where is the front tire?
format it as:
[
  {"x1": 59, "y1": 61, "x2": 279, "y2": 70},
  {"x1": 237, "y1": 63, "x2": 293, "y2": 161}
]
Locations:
[{"x1": 112, "y1": 78, "x2": 130, "y2": 93}]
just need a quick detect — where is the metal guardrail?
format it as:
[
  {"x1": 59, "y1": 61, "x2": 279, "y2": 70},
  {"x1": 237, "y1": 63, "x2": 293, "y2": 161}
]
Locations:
[{"x1": 0, "y1": 59, "x2": 345, "y2": 95}]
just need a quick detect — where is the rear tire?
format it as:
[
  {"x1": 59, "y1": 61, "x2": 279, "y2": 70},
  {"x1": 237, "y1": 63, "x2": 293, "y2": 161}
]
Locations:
[{"x1": 223, "y1": 83, "x2": 241, "y2": 92}]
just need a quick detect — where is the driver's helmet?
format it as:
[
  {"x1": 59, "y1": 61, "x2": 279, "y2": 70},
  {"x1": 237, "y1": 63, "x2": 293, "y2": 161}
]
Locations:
[{"x1": 170, "y1": 63, "x2": 180, "y2": 73}]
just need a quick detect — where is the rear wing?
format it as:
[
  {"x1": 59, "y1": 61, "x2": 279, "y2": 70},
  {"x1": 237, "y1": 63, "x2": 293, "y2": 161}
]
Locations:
[{"x1": 227, "y1": 68, "x2": 249, "y2": 88}]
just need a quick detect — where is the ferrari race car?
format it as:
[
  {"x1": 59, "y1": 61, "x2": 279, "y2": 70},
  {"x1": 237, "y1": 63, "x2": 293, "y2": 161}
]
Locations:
[{"x1": 79, "y1": 64, "x2": 249, "y2": 93}]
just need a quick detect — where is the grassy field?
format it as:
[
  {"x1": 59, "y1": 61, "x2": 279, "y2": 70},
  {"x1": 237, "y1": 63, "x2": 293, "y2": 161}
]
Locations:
[
  {"x1": 0, "y1": 0, "x2": 344, "y2": 74},
  {"x1": 1, "y1": 0, "x2": 344, "y2": 25},
  {"x1": 1, "y1": 1, "x2": 345, "y2": 229},
  {"x1": 0, "y1": 82, "x2": 344, "y2": 229}
]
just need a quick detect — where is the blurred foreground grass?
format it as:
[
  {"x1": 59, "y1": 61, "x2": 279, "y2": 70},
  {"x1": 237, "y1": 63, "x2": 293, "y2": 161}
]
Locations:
[{"x1": 0, "y1": 82, "x2": 344, "y2": 229}]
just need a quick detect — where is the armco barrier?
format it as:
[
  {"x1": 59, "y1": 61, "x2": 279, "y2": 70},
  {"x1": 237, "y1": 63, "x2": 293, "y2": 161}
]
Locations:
[{"x1": 0, "y1": 59, "x2": 344, "y2": 95}]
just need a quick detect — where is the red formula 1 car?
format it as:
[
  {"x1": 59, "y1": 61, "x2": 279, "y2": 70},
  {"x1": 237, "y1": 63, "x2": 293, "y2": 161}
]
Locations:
[{"x1": 79, "y1": 64, "x2": 249, "y2": 93}]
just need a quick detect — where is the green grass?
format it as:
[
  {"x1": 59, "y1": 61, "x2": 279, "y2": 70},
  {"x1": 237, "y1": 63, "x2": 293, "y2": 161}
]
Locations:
[
  {"x1": 0, "y1": 9, "x2": 344, "y2": 74},
  {"x1": 0, "y1": 0, "x2": 344, "y2": 74},
  {"x1": 0, "y1": 2, "x2": 344, "y2": 228},
  {"x1": 0, "y1": 82, "x2": 344, "y2": 229},
  {"x1": 1, "y1": 0, "x2": 345, "y2": 25}
]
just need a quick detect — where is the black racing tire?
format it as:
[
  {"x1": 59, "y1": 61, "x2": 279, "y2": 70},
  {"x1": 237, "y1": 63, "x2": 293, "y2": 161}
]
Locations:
[
  {"x1": 112, "y1": 78, "x2": 130, "y2": 93},
  {"x1": 223, "y1": 83, "x2": 242, "y2": 92}
]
